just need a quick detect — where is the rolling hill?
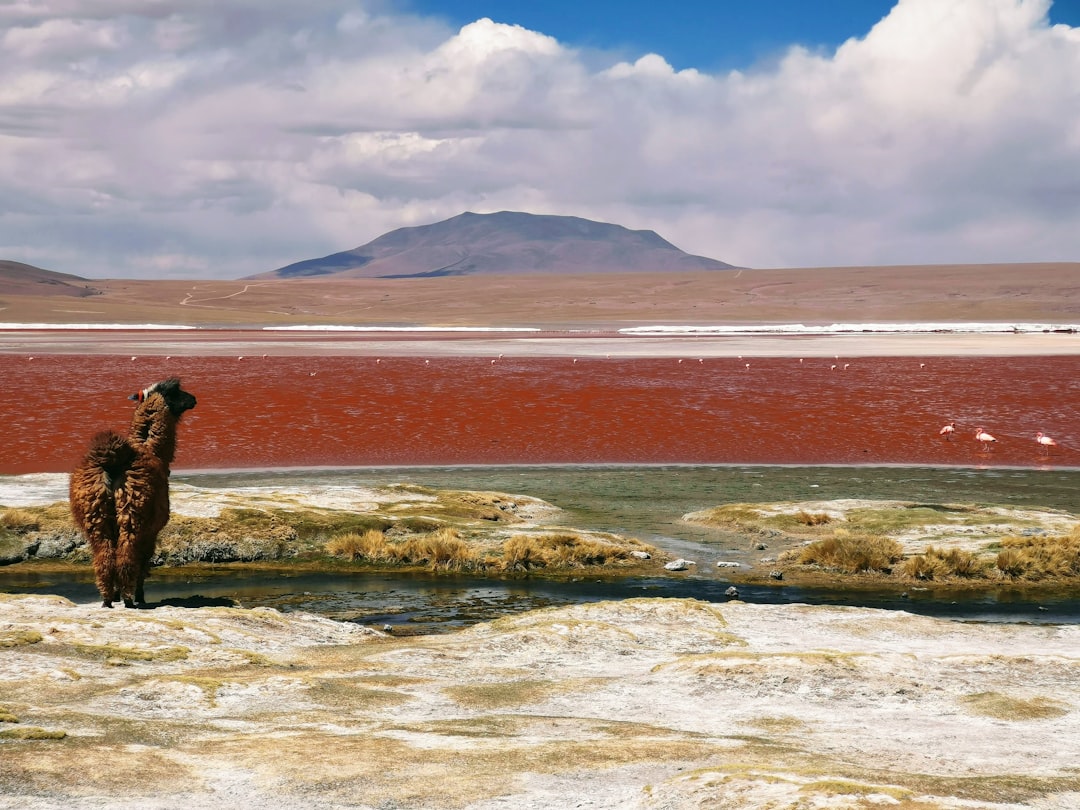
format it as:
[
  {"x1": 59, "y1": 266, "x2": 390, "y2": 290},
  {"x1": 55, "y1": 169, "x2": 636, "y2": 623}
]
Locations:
[
  {"x1": 0, "y1": 260, "x2": 99, "y2": 298},
  {"x1": 251, "y1": 211, "x2": 736, "y2": 279}
]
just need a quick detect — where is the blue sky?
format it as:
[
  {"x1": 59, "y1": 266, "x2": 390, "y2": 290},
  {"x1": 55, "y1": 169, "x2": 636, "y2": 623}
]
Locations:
[
  {"x1": 1, "y1": 1, "x2": 1079, "y2": 279},
  {"x1": 407, "y1": 0, "x2": 1080, "y2": 71}
]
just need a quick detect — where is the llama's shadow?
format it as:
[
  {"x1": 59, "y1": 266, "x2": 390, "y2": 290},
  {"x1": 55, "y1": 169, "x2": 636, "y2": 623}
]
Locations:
[{"x1": 142, "y1": 595, "x2": 240, "y2": 609}]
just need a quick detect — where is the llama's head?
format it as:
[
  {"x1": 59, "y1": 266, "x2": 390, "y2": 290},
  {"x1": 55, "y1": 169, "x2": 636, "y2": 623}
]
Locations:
[{"x1": 130, "y1": 378, "x2": 197, "y2": 418}]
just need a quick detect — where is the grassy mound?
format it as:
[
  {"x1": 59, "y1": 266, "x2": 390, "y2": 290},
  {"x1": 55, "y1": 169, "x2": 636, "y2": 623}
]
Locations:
[
  {"x1": 686, "y1": 500, "x2": 1080, "y2": 585},
  {"x1": 1, "y1": 483, "x2": 661, "y2": 576},
  {"x1": 324, "y1": 527, "x2": 654, "y2": 573}
]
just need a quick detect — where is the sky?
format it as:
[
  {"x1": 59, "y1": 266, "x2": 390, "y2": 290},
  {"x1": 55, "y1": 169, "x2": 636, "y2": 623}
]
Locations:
[
  {"x1": 405, "y1": 1, "x2": 946, "y2": 72},
  {"x1": 1, "y1": 0, "x2": 1079, "y2": 280}
]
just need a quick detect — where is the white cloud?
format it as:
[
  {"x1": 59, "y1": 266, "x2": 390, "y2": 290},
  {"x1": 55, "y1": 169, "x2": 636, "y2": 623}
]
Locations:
[
  {"x1": 1, "y1": 17, "x2": 126, "y2": 59},
  {"x1": 0, "y1": 0, "x2": 1076, "y2": 278},
  {"x1": 604, "y1": 53, "x2": 704, "y2": 81}
]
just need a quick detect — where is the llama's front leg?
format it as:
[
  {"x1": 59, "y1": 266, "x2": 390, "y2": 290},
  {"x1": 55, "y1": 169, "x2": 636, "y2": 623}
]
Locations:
[
  {"x1": 118, "y1": 581, "x2": 136, "y2": 609},
  {"x1": 118, "y1": 570, "x2": 137, "y2": 608},
  {"x1": 133, "y1": 540, "x2": 157, "y2": 607}
]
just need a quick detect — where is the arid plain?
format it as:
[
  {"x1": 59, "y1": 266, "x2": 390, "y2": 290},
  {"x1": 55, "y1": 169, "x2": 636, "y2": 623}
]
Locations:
[{"x1": 3, "y1": 262, "x2": 1078, "y2": 329}]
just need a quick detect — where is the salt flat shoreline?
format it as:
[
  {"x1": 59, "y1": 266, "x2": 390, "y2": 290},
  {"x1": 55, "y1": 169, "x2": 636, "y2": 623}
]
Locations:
[
  {"x1": 3, "y1": 594, "x2": 1079, "y2": 810},
  {"x1": 1, "y1": 327, "x2": 1079, "y2": 357}
]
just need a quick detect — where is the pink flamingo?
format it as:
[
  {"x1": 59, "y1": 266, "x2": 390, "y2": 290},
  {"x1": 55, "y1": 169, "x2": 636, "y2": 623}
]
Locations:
[
  {"x1": 939, "y1": 422, "x2": 956, "y2": 440},
  {"x1": 1035, "y1": 432, "x2": 1058, "y2": 455},
  {"x1": 974, "y1": 427, "x2": 997, "y2": 451}
]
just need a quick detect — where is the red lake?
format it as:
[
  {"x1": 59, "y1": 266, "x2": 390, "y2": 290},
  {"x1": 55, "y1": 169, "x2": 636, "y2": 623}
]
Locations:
[{"x1": 2, "y1": 337, "x2": 1078, "y2": 474}]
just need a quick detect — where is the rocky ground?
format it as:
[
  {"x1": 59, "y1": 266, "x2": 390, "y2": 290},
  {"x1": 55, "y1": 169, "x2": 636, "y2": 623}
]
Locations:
[{"x1": 1, "y1": 593, "x2": 1078, "y2": 810}]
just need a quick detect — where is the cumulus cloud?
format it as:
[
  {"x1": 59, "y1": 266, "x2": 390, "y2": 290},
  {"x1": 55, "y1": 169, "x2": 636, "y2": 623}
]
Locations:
[{"x1": 0, "y1": 0, "x2": 1077, "y2": 278}]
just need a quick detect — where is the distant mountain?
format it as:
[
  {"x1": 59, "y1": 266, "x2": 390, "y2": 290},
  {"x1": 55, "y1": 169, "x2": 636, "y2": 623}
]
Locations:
[
  {"x1": 251, "y1": 211, "x2": 736, "y2": 279},
  {"x1": 0, "y1": 260, "x2": 99, "y2": 298}
]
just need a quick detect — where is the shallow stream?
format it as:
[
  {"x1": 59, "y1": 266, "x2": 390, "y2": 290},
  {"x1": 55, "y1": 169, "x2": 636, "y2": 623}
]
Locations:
[{"x1": 3, "y1": 464, "x2": 1079, "y2": 631}]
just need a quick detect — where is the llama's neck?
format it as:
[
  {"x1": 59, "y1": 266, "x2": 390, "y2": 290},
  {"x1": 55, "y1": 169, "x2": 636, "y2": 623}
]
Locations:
[{"x1": 129, "y1": 399, "x2": 180, "y2": 466}]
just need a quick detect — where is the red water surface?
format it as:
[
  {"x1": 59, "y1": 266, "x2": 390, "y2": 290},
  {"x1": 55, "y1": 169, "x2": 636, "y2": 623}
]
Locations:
[{"x1": 2, "y1": 352, "x2": 1078, "y2": 474}]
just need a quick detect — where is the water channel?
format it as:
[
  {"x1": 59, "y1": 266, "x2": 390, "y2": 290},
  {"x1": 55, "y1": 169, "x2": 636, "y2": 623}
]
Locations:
[{"x1": 3, "y1": 465, "x2": 1078, "y2": 631}]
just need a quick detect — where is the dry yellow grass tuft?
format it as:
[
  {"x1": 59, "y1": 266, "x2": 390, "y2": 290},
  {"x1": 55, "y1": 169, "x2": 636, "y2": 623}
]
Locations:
[
  {"x1": 401, "y1": 528, "x2": 478, "y2": 570},
  {"x1": 325, "y1": 529, "x2": 392, "y2": 562},
  {"x1": 899, "y1": 546, "x2": 989, "y2": 581},
  {"x1": 797, "y1": 534, "x2": 903, "y2": 574},
  {"x1": 325, "y1": 525, "x2": 652, "y2": 574},
  {"x1": 994, "y1": 529, "x2": 1080, "y2": 580},
  {"x1": 501, "y1": 532, "x2": 631, "y2": 571},
  {"x1": 795, "y1": 510, "x2": 833, "y2": 526},
  {"x1": 326, "y1": 527, "x2": 479, "y2": 571},
  {"x1": 0, "y1": 507, "x2": 40, "y2": 532}
]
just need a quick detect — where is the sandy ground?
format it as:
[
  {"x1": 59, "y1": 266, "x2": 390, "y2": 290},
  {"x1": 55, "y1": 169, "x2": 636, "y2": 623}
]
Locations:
[
  {"x1": 3, "y1": 263, "x2": 1077, "y2": 358},
  {"x1": 1, "y1": 594, "x2": 1078, "y2": 810},
  {"x1": 3, "y1": 264, "x2": 1078, "y2": 329}
]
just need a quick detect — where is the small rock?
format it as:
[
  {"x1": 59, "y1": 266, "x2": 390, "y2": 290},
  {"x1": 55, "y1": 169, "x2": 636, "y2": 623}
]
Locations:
[
  {"x1": 725, "y1": 586, "x2": 740, "y2": 598},
  {"x1": 0, "y1": 535, "x2": 38, "y2": 565},
  {"x1": 755, "y1": 542, "x2": 767, "y2": 550},
  {"x1": 630, "y1": 550, "x2": 651, "y2": 559},
  {"x1": 715, "y1": 561, "x2": 740, "y2": 568},
  {"x1": 32, "y1": 532, "x2": 81, "y2": 558},
  {"x1": 769, "y1": 570, "x2": 784, "y2": 580},
  {"x1": 664, "y1": 559, "x2": 696, "y2": 571}
]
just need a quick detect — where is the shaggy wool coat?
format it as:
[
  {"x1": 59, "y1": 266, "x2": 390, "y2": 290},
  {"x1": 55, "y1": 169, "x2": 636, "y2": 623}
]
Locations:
[{"x1": 69, "y1": 381, "x2": 194, "y2": 607}]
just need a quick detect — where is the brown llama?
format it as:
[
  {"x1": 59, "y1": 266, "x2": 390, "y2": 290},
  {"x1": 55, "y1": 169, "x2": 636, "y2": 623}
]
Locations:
[{"x1": 70, "y1": 378, "x2": 197, "y2": 608}]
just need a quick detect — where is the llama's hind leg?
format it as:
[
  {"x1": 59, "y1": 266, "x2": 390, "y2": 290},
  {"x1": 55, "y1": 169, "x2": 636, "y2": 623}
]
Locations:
[
  {"x1": 90, "y1": 540, "x2": 119, "y2": 608},
  {"x1": 115, "y1": 528, "x2": 140, "y2": 608}
]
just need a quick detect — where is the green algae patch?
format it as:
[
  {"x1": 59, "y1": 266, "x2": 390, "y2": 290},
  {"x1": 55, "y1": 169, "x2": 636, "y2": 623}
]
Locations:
[
  {"x1": 746, "y1": 715, "x2": 809, "y2": 734},
  {"x1": 799, "y1": 778, "x2": 913, "y2": 800},
  {"x1": 303, "y1": 677, "x2": 413, "y2": 712},
  {"x1": 196, "y1": 726, "x2": 724, "y2": 808},
  {"x1": 0, "y1": 629, "x2": 42, "y2": 648},
  {"x1": 444, "y1": 679, "x2": 567, "y2": 710},
  {"x1": 0, "y1": 726, "x2": 67, "y2": 741},
  {"x1": 69, "y1": 642, "x2": 190, "y2": 664},
  {"x1": 0, "y1": 737, "x2": 199, "y2": 795},
  {"x1": 960, "y1": 691, "x2": 1071, "y2": 721}
]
